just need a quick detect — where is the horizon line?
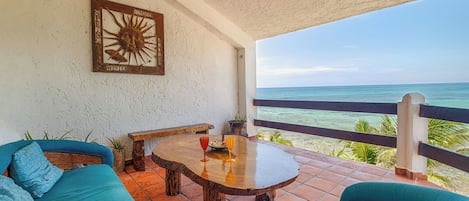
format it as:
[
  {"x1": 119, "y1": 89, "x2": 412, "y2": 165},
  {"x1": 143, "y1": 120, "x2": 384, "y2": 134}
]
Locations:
[{"x1": 257, "y1": 81, "x2": 469, "y2": 89}]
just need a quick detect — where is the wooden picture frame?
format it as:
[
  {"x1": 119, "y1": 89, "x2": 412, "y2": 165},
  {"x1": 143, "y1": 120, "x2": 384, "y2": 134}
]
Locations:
[{"x1": 91, "y1": 0, "x2": 164, "y2": 75}]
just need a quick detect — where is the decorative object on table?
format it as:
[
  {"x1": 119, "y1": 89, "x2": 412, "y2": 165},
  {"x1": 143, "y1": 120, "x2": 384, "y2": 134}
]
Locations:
[
  {"x1": 199, "y1": 135, "x2": 209, "y2": 162},
  {"x1": 228, "y1": 113, "x2": 247, "y2": 137},
  {"x1": 91, "y1": 0, "x2": 165, "y2": 75},
  {"x1": 106, "y1": 137, "x2": 126, "y2": 172},
  {"x1": 209, "y1": 139, "x2": 226, "y2": 151}
]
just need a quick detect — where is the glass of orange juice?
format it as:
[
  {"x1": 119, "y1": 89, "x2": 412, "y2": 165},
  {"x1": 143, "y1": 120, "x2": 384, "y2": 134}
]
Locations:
[{"x1": 225, "y1": 135, "x2": 235, "y2": 162}]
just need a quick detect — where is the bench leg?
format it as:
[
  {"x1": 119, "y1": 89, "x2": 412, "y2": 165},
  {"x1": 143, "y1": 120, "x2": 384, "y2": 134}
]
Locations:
[
  {"x1": 132, "y1": 140, "x2": 145, "y2": 171},
  {"x1": 255, "y1": 190, "x2": 276, "y2": 201},
  {"x1": 166, "y1": 169, "x2": 181, "y2": 196}
]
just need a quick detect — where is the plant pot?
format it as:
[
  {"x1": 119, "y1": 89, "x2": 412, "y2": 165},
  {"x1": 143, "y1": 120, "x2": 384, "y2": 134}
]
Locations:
[
  {"x1": 112, "y1": 149, "x2": 125, "y2": 172},
  {"x1": 228, "y1": 121, "x2": 246, "y2": 136}
]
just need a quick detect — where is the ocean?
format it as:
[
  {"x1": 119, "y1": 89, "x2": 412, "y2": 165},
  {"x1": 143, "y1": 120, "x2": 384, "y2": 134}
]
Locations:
[{"x1": 256, "y1": 82, "x2": 469, "y2": 132}]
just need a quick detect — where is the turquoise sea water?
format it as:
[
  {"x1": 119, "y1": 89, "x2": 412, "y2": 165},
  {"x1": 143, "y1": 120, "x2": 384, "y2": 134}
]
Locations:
[{"x1": 257, "y1": 82, "x2": 469, "y2": 132}]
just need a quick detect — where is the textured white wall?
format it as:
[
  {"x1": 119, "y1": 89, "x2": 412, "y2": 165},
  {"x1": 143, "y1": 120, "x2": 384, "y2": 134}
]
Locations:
[
  {"x1": 167, "y1": 0, "x2": 258, "y2": 136},
  {"x1": 0, "y1": 0, "x2": 238, "y2": 157}
]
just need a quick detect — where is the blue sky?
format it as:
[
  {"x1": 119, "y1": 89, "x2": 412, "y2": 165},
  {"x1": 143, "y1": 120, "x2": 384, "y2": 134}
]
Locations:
[{"x1": 256, "y1": 0, "x2": 469, "y2": 88}]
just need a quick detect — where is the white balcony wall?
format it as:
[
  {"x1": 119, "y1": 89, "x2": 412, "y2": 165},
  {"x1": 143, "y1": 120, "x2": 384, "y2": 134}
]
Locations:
[{"x1": 0, "y1": 0, "x2": 239, "y2": 157}]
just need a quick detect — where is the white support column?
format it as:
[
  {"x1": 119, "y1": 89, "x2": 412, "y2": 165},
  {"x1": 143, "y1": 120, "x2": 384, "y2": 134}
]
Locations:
[
  {"x1": 396, "y1": 93, "x2": 428, "y2": 179},
  {"x1": 237, "y1": 45, "x2": 257, "y2": 137}
]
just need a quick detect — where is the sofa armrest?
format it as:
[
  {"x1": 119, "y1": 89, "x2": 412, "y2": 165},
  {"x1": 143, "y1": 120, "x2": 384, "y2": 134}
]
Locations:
[
  {"x1": 340, "y1": 182, "x2": 469, "y2": 201},
  {"x1": 34, "y1": 140, "x2": 114, "y2": 167}
]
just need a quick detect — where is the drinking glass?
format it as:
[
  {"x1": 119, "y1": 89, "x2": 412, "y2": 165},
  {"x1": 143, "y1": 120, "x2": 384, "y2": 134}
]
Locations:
[
  {"x1": 225, "y1": 135, "x2": 236, "y2": 162},
  {"x1": 199, "y1": 135, "x2": 209, "y2": 162}
]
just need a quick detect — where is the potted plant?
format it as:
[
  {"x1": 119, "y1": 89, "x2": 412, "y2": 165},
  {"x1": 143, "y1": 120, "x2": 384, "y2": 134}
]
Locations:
[
  {"x1": 107, "y1": 137, "x2": 126, "y2": 172},
  {"x1": 228, "y1": 113, "x2": 247, "y2": 136}
]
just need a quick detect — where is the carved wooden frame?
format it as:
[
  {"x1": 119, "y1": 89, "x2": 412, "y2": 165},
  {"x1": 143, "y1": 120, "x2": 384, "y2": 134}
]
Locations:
[{"x1": 91, "y1": 0, "x2": 164, "y2": 75}]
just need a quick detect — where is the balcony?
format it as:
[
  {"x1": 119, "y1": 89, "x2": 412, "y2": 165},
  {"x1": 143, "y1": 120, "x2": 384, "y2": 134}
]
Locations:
[
  {"x1": 117, "y1": 93, "x2": 468, "y2": 200},
  {"x1": 118, "y1": 142, "x2": 439, "y2": 201}
]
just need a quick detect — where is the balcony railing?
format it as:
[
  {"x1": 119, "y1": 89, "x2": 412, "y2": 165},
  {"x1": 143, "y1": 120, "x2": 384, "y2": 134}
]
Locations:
[
  {"x1": 418, "y1": 105, "x2": 469, "y2": 173},
  {"x1": 253, "y1": 97, "x2": 469, "y2": 174}
]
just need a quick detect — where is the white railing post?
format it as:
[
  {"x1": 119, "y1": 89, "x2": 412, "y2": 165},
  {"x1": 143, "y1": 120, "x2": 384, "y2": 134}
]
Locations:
[{"x1": 396, "y1": 93, "x2": 428, "y2": 180}]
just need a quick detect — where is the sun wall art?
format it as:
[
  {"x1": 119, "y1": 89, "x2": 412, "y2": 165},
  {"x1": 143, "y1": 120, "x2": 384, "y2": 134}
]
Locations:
[{"x1": 91, "y1": 0, "x2": 164, "y2": 75}]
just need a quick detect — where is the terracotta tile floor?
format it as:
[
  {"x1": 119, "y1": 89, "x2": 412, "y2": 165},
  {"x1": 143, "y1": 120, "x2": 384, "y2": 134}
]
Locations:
[{"x1": 118, "y1": 140, "x2": 441, "y2": 201}]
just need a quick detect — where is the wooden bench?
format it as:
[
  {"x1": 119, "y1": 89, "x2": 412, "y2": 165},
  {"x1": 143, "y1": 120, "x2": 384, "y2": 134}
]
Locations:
[{"x1": 128, "y1": 123, "x2": 214, "y2": 171}]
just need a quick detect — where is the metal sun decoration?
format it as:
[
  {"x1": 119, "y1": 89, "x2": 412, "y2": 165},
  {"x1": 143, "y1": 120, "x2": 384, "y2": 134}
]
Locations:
[{"x1": 92, "y1": 0, "x2": 164, "y2": 75}]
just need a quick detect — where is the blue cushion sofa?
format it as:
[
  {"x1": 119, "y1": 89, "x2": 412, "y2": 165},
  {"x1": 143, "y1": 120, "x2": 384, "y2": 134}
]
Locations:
[
  {"x1": 340, "y1": 182, "x2": 469, "y2": 201},
  {"x1": 0, "y1": 140, "x2": 133, "y2": 201}
]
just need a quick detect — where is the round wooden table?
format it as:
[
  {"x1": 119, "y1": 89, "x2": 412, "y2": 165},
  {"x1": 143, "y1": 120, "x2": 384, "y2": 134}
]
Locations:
[{"x1": 152, "y1": 134, "x2": 299, "y2": 201}]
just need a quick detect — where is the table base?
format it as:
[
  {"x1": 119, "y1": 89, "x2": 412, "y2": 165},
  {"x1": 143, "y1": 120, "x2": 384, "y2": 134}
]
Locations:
[
  {"x1": 166, "y1": 169, "x2": 276, "y2": 201},
  {"x1": 166, "y1": 169, "x2": 181, "y2": 196}
]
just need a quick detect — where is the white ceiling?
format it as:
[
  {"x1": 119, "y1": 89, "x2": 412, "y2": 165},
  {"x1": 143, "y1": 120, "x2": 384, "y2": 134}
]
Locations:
[{"x1": 204, "y1": 0, "x2": 412, "y2": 40}]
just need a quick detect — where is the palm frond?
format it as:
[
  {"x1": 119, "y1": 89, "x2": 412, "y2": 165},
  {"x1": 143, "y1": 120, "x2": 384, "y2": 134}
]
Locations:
[
  {"x1": 269, "y1": 131, "x2": 293, "y2": 146},
  {"x1": 257, "y1": 131, "x2": 265, "y2": 140},
  {"x1": 329, "y1": 146, "x2": 352, "y2": 159},
  {"x1": 428, "y1": 119, "x2": 469, "y2": 149},
  {"x1": 427, "y1": 159, "x2": 440, "y2": 169},
  {"x1": 376, "y1": 148, "x2": 396, "y2": 169},
  {"x1": 428, "y1": 170, "x2": 453, "y2": 188},
  {"x1": 355, "y1": 120, "x2": 378, "y2": 134},
  {"x1": 380, "y1": 115, "x2": 397, "y2": 136},
  {"x1": 350, "y1": 142, "x2": 378, "y2": 164}
]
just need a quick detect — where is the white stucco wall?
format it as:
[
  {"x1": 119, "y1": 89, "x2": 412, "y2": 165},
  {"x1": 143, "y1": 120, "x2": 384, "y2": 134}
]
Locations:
[{"x1": 0, "y1": 0, "x2": 239, "y2": 158}]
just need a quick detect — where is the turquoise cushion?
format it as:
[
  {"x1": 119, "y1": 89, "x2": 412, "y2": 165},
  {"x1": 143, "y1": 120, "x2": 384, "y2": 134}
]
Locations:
[
  {"x1": 340, "y1": 182, "x2": 469, "y2": 201},
  {"x1": 0, "y1": 175, "x2": 34, "y2": 201},
  {"x1": 35, "y1": 164, "x2": 134, "y2": 201},
  {"x1": 10, "y1": 142, "x2": 63, "y2": 198},
  {"x1": 0, "y1": 140, "x2": 31, "y2": 174}
]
